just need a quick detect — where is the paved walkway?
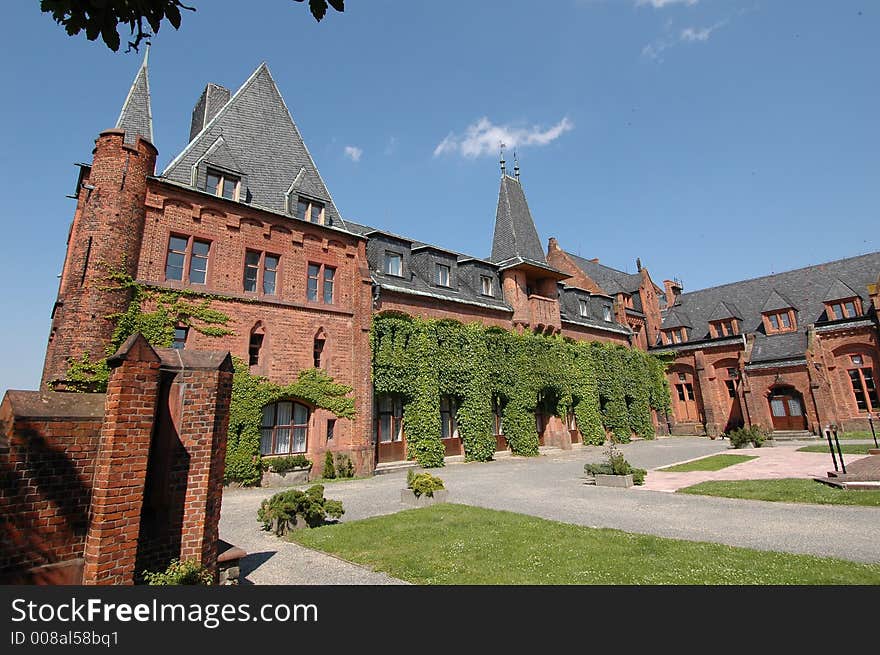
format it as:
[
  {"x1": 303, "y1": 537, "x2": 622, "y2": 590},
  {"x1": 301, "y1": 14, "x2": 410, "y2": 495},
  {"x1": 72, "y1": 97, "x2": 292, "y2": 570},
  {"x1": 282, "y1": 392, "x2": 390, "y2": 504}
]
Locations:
[
  {"x1": 219, "y1": 437, "x2": 880, "y2": 584},
  {"x1": 640, "y1": 443, "x2": 873, "y2": 492}
]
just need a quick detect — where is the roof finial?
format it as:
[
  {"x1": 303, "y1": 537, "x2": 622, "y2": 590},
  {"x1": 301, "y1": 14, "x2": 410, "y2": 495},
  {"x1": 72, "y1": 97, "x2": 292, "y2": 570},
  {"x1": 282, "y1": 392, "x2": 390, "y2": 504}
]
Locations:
[
  {"x1": 499, "y1": 142, "x2": 506, "y2": 175},
  {"x1": 143, "y1": 42, "x2": 150, "y2": 68},
  {"x1": 513, "y1": 151, "x2": 520, "y2": 181}
]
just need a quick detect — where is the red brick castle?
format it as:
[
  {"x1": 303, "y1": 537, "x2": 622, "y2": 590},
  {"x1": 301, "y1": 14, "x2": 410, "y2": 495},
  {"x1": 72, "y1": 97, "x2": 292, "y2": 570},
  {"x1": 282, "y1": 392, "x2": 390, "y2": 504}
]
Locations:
[{"x1": 41, "y1": 55, "x2": 880, "y2": 475}]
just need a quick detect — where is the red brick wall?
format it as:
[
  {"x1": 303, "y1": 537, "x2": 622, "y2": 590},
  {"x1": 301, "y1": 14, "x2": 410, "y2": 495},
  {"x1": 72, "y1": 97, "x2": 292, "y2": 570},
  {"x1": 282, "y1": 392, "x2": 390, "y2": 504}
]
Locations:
[{"x1": 0, "y1": 401, "x2": 102, "y2": 583}]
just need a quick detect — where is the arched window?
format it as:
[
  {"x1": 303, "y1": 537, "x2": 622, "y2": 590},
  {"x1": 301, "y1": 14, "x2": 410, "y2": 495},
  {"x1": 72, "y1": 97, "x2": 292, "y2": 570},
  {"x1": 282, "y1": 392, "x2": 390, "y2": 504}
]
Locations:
[
  {"x1": 313, "y1": 328, "x2": 326, "y2": 368},
  {"x1": 249, "y1": 322, "x2": 265, "y2": 367},
  {"x1": 260, "y1": 401, "x2": 309, "y2": 455}
]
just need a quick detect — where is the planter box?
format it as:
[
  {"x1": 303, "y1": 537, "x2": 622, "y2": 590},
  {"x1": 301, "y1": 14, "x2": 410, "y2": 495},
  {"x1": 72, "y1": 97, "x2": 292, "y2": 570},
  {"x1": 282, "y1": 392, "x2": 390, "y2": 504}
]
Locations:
[
  {"x1": 400, "y1": 488, "x2": 449, "y2": 506},
  {"x1": 261, "y1": 467, "x2": 311, "y2": 488},
  {"x1": 594, "y1": 473, "x2": 634, "y2": 488}
]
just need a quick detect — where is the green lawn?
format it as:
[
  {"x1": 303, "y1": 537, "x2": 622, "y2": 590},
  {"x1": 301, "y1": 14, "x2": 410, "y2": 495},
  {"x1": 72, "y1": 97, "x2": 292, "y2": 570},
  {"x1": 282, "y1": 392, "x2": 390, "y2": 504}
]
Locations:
[
  {"x1": 659, "y1": 454, "x2": 757, "y2": 472},
  {"x1": 797, "y1": 444, "x2": 874, "y2": 455},
  {"x1": 835, "y1": 431, "x2": 878, "y2": 441},
  {"x1": 678, "y1": 478, "x2": 880, "y2": 507},
  {"x1": 290, "y1": 503, "x2": 880, "y2": 584}
]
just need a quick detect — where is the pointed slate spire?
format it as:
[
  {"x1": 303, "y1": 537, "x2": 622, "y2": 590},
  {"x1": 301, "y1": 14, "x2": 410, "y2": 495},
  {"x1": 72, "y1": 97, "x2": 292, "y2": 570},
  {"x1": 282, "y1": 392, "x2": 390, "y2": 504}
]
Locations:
[
  {"x1": 491, "y1": 174, "x2": 546, "y2": 264},
  {"x1": 115, "y1": 46, "x2": 153, "y2": 145}
]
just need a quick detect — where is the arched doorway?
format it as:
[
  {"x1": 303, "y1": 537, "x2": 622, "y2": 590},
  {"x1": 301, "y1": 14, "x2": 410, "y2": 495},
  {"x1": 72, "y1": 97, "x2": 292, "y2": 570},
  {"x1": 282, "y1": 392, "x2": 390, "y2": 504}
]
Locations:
[{"x1": 768, "y1": 386, "x2": 807, "y2": 431}]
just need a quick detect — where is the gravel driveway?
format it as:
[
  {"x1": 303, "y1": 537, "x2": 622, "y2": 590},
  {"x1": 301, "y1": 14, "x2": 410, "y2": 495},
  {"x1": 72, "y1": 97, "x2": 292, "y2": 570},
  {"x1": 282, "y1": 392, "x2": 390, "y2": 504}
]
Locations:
[{"x1": 219, "y1": 437, "x2": 880, "y2": 584}]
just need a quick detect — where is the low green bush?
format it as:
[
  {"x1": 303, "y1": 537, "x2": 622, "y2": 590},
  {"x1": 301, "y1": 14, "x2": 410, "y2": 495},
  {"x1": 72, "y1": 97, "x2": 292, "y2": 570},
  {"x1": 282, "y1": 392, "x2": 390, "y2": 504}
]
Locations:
[
  {"x1": 406, "y1": 470, "x2": 445, "y2": 497},
  {"x1": 142, "y1": 559, "x2": 213, "y2": 585},
  {"x1": 583, "y1": 441, "x2": 646, "y2": 485},
  {"x1": 725, "y1": 426, "x2": 768, "y2": 449},
  {"x1": 334, "y1": 453, "x2": 355, "y2": 479},
  {"x1": 257, "y1": 484, "x2": 345, "y2": 535},
  {"x1": 264, "y1": 454, "x2": 311, "y2": 473}
]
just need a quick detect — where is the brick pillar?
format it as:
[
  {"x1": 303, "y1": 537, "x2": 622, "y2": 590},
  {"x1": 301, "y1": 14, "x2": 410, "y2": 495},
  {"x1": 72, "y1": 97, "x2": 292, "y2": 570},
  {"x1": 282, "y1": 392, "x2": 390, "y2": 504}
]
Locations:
[
  {"x1": 694, "y1": 351, "x2": 720, "y2": 436},
  {"x1": 172, "y1": 361, "x2": 233, "y2": 574},
  {"x1": 82, "y1": 334, "x2": 160, "y2": 585}
]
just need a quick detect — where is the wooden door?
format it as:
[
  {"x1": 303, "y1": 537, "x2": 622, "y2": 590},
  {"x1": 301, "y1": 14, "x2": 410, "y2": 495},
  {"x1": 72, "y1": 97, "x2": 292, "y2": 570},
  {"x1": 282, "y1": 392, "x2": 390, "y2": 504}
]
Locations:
[
  {"x1": 769, "y1": 393, "x2": 807, "y2": 431},
  {"x1": 674, "y1": 382, "x2": 699, "y2": 422},
  {"x1": 376, "y1": 396, "x2": 406, "y2": 463}
]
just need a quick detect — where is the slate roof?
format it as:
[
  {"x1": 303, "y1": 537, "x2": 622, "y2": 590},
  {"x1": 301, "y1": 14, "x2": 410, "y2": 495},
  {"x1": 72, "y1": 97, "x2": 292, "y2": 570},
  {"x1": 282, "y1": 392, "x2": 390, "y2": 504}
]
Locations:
[
  {"x1": 655, "y1": 251, "x2": 880, "y2": 361},
  {"x1": 822, "y1": 278, "x2": 860, "y2": 303},
  {"x1": 161, "y1": 63, "x2": 344, "y2": 228},
  {"x1": 565, "y1": 253, "x2": 643, "y2": 295},
  {"x1": 707, "y1": 300, "x2": 743, "y2": 321},
  {"x1": 491, "y1": 175, "x2": 546, "y2": 263},
  {"x1": 115, "y1": 48, "x2": 153, "y2": 145},
  {"x1": 662, "y1": 308, "x2": 692, "y2": 329}
]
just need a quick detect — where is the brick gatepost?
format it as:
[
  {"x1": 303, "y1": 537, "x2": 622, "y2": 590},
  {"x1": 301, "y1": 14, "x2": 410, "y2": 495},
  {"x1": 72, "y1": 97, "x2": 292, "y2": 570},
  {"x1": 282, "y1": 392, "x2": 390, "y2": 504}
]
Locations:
[{"x1": 82, "y1": 334, "x2": 160, "y2": 585}]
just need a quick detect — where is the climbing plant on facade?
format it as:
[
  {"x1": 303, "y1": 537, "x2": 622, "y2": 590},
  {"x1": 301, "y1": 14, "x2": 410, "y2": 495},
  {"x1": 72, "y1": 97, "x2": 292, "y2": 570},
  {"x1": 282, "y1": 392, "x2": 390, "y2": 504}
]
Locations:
[
  {"x1": 371, "y1": 313, "x2": 671, "y2": 468},
  {"x1": 65, "y1": 264, "x2": 234, "y2": 391},
  {"x1": 225, "y1": 360, "x2": 356, "y2": 485}
]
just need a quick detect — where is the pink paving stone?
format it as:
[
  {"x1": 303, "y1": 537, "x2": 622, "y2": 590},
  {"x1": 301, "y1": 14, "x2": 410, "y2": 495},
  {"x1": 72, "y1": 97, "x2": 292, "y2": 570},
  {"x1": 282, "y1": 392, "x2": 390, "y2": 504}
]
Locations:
[{"x1": 638, "y1": 445, "x2": 873, "y2": 493}]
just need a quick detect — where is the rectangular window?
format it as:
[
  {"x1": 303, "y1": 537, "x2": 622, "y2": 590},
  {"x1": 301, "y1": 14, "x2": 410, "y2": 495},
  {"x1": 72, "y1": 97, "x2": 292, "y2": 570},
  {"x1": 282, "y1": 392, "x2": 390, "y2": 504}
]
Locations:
[
  {"x1": 844, "y1": 301, "x2": 857, "y2": 317},
  {"x1": 384, "y1": 251, "x2": 402, "y2": 276},
  {"x1": 849, "y1": 367, "x2": 879, "y2": 412},
  {"x1": 264, "y1": 255, "x2": 279, "y2": 295},
  {"x1": 725, "y1": 380, "x2": 736, "y2": 399},
  {"x1": 780, "y1": 312, "x2": 791, "y2": 328},
  {"x1": 327, "y1": 419, "x2": 336, "y2": 442},
  {"x1": 244, "y1": 251, "x2": 279, "y2": 296},
  {"x1": 435, "y1": 264, "x2": 450, "y2": 287},
  {"x1": 294, "y1": 197, "x2": 325, "y2": 224},
  {"x1": 769, "y1": 314, "x2": 780, "y2": 330},
  {"x1": 481, "y1": 276, "x2": 493, "y2": 296},
  {"x1": 307, "y1": 263, "x2": 335, "y2": 304},
  {"x1": 578, "y1": 299, "x2": 589, "y2": 317},
  {"x1": 244, "y1": 251, "x2": 260, "y2": 292},
  {"x1": 440, "y1": 397, "x2": 458, "y2": 439},
  {"x1": 206, "y1": 168, "x2": 239, "y2": 201},
  {"x1": 323, "y1": 266, "x2": 335, "y2": 303},
  {"x1": 249, "y1": 333, "x2": 264, "y2": 366},
  {"x1": 376, "y1": 396, "x2": 403, "y2": 443},
  {"x1": 165, "y1": 235, "x2": 210, "y2": 285},
  {"x1": 172, "y1": 326, "x2": 187, "y2": 350},
  {"x1": 602, "y1": 305, "x2": 612, "y2": 322},
  {"x1": 831, "y1": 304, "x2": 844, "y2": 320},
  {"x1": 307, "y1": 264, "x2": 320, "y2": 302}
]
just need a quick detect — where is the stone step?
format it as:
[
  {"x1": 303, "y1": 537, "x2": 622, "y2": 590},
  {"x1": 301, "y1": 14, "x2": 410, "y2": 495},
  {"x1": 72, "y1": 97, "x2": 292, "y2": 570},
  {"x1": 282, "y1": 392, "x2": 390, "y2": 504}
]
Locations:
[
  {"x1": 770, "y1": 430, "x2": 819, "y2": 441},
  {"x1": 374, "y1": 460, "x2": 419, "y2": 475}
]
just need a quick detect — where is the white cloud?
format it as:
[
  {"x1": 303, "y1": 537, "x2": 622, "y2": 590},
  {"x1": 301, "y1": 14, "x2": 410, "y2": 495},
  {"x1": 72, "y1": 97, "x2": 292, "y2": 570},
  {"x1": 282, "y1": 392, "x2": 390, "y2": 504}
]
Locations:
[
  {"x1": 433, "y1": 116, "x2": 574, "y2": 158},
  {"x1": 344, "y1": 145, "x2": 362, "y2": 162},
  {"x1": 643, "y1": 20, "x2": 727, "y2": 60},
  {"x1": 637, "y1": 0, "x2": 698, "y2": 8}
]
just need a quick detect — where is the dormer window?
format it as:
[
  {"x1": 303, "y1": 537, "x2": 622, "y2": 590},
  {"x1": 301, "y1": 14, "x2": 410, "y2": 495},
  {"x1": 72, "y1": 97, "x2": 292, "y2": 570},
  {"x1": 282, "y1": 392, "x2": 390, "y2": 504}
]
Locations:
[
  {"x1": 602, "y1": 305, "x2": 613, "y2": 322},
  {"x1": 826, "y1": 298, "x2": 860, "y2": 320},
  {"x1": 711, "y1": 319, "x2": 738, "y2": 338},
  {"x1": 764, "y1": 310, "x2": 796, "y2": 333},
  {"x1": 435, "y1": 263, "x2": 451, "y2": 287},
  {"x1": 480, "y1": 276, "x2": 493, "y2": 297},
  {"x1": 665, "y1": 328, "x2": 687, "y2": 344},
  {"x1": 295, "y1": 197, "x2": 325, "y2": 224},
  {"x1": 206, "y1": 168, "x2": 240, "y2": 201},
  {"x1": 384, "y1": 251, "x2": 402, "y2": 277},
  {"x1": 578, "y1": 299, "x2": 589, "y2": 318}
]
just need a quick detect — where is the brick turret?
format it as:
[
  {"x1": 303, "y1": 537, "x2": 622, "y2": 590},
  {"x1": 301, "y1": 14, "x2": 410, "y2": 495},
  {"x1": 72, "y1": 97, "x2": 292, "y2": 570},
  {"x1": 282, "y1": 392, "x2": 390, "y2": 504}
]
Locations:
[{"x1": 42, "y1": 55, "x2": 157, "y2": 390}]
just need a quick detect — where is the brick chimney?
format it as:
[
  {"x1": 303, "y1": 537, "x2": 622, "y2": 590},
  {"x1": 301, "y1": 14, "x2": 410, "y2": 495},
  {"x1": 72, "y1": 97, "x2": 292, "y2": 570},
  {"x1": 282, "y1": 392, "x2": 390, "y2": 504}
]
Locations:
[{"x1": 664, "y1": 279, "x2": 683, "y2": 306}]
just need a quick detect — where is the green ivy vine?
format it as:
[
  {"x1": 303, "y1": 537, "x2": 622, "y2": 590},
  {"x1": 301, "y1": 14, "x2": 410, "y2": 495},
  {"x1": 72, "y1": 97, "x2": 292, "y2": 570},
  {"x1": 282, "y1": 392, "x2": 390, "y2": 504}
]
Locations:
[
  {"x1": 225, "y1": 360, "x2": 356, "y2": 486},
  {"x1": 371, "y1": 313, "x2": 671, "y2": 468},
  {"x1": 65, "y1": 264, "x2": 234, "y2": 391}
]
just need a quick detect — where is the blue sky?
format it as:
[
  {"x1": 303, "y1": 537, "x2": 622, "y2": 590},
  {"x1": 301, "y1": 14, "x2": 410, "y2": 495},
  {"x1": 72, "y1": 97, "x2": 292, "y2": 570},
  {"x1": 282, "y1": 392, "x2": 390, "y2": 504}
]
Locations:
[{"x1": 0, "y1": 1, "x2": 878, "y2": 391}]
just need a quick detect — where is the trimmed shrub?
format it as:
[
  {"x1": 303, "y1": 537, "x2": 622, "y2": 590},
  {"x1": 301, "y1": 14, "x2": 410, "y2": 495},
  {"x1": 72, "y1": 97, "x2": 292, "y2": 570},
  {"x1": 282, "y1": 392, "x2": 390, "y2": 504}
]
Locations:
[
  {"x1": 257, "y1": 484, "x2": 345, "y2": 535},
  {"x1": 583, "y1": 441, "x2": 646, "y2": 485},
  {"x1": 726, "y1": 426, "x2": 767, "y2": 449},
  {"x1": 334, "y1": 452, "x2": 355, "y2": 479},
  {"x1": 406, "y1": 470, "x2": 445, "y2": 497},
  {"x1": 323, "y1": 451, "x2": 336, "y2": 479}
]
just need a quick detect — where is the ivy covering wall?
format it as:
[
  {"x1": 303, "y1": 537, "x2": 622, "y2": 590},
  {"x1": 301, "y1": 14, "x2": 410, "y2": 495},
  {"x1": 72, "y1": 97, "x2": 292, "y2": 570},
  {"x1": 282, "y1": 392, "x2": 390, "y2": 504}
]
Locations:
[{"x1": 372, "y1": 312, "x2": 671, "y2": 468}]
